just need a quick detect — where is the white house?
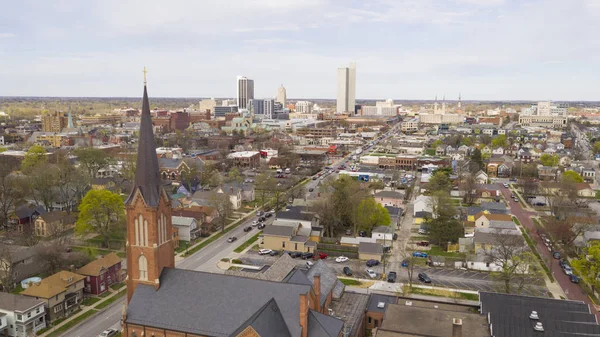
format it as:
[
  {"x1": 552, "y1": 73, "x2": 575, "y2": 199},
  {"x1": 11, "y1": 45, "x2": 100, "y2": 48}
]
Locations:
[
  {"x1": 492, "y1": 147, "x2": 504, "y2": 155},
  {"x1": 171, "y1": 216, "x2": 200, "y2": 241},
  {"x1": 0, "y1": 293, "x2": 47, "y2": 337},
  {"x1": 371, "y1": 226, "x2": 394, "y2": 242},
  {"x1": 474, "y1": 170, "x2": 488, "y2": 184}
]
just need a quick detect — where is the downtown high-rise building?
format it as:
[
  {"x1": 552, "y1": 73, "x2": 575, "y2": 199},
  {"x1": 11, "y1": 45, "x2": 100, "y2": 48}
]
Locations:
[
  {"x1": 336, "y1": 62, "x2": 356, "y2": 113},
  {"x1": 263, "y1": 99, "x2": 275, "y2": 119},
  {"x1": 277, "y1": 84, "x2": 287, "y2": 106},
  {"x1": 236, "y1": 76, "x2": 254, "y2": 109}
]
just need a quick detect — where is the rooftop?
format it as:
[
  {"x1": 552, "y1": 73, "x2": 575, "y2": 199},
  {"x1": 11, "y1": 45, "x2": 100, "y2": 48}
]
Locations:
[
  {"x1": 0, "y1": 292, "x2": 44, "y2": 312},
  {"x1": 21, "y1": 270, "x2": 85, "y2": 298},
  {"x1": 76, "y1": 253, "x2": 122, "y2": 277}
]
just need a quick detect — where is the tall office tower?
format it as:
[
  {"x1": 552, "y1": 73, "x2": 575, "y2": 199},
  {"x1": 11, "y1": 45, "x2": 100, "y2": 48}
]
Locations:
[
  {"x1": 236, "y1": 76, "x2": 254, "y2": 109},
  {"x1": 336, "y1": 62, "x2": 356, "y2": 113},
  {"x1": 277, "y1": 84, "x2": 287, "y2": 106},
  {"x1": 263, "y1": 99, "x2": 275, "y2": 119},
  {"x1": 249, "y1": 99, "x2": 265, "y2": 115}
]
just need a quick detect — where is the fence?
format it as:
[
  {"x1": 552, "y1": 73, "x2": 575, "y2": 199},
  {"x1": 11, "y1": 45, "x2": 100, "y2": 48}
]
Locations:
[{"x1": 316, "y1": 243, "x2": 359, "y2": 259}]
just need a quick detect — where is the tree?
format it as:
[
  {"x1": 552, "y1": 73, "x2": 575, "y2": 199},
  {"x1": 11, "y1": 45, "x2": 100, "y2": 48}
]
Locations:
[
  {"x1": 546, "y1": 215, "x2": 595, "y2": 247},
  {"x1": 0, "y1": 244, "x2": 20, "y2": 292},
  {"x1": 470, "y1": 148, "x2": 484, "y2": 171},
  {"x1": 312, "y1": 197, "x2": 337, "y2": 238},
  {"x1": 227, "y1": 167, "x2": 243, "y2": 184},
  {"x1": 479, "y1": 134, "x2": 492, "y2": 145},
  {"x1": 73, "y1": 147, "x2": 113, "y2": 179},
  {"x1": 573, "y1": 242, "x2": 600, "y2": 294},
  {"x1": 519, "y1": 177, "x2": 538, "y2": 198},
  {"x1": 287, "y1": 179, "x2": 306, "y2": 202},
  {"x1": 368, "y1": 180, "x2": 385, "y2": 192},
  {"x1": 21, "y1": 145, "x2": 47, "y2": 173},
  {"x1": 208, "y1": 191, "x2": 233, "y2": 232},
  {"x1": 561, "y1": 171, "x2": 584, "y2": 183},
  {"x1": 428, "y1": 170, "x2": 452, "y2": 193},
  {"x1": 431, "y1": 139, "x2": 443, "y2": 148},
  {"x1": 539, "y1": 154, "x2": 559, "y2": 167},
  {"x1": 75, "y1": 190, "x2": 125, "y2": 248},
  {"x1": 25, "y1": 164, "x2": 60, "y2": 212},
  {"x1": 55, "y1": 160, "x2": 89, "y2": 214},
  {"x1": 0, "y1": 162, "x2": 24, "y2": 230},
  {"x1": 255, "y1": 172, "x2": 276, "y2": 210},
  {"x1": 460, "y1": 137, "x2": 473, "y2": 146},
  {"x1": 459, "y1": 174, "x2": 477, "y2": 205},
  {"x1": 491, "y1": 135, "x2": 508, "y2": 149},
  {"x1": 180, "y1": 162, "x2": 200, "y2": 192},
  {"x1": 355, "y1": 198, "x2": 391, "y2": 233},
  {"x1": 593, "y1": 141, "x2": 600, "y2": 154},
  {"x1": 425, "y1": 192, "x2": 463, "y2": 248},
  {"x1": 484, "y1": 229, "x2": 542, "y2": 294}
]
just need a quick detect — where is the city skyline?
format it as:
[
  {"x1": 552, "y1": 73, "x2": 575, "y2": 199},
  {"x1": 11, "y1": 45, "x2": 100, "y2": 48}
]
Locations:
[{"x1": 0, "y1": 1, "x2": 599, "y2": 100}]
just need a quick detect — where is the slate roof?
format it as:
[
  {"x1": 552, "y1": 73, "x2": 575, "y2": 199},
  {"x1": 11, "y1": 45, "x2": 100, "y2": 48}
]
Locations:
[
  {"x1": 366, "y1": 293, "x2": 397, "y2": 313},
  {"x1": 284, "y1": 260, "x2": 345, "y2": 304},
  {"x1": 0, "y1": 292, "x2": 44, "y2": 312},
  {"x1": 277, "y1": 206, "x2": 314, "y2": 222},
  {"x1": 37, "y1": 210, "x2": 70, "y2": 224},
  {"x1": 359, "y1": 242, "x2": 383, "y2": 254},
  {"x1": 307, "y1": 310, "x2": 344, "y2": 337},
  {"x1": 263, "y1": 225, "x2": 295, "y2": 237},
  {"x1": 126, "y1": 268, "x2": 343, "y2": 337},
  {"x1": 171, "y1": 216, "x2": 197, "y2": 227},
  {"x1": 384, "y1": 206, "x2": 403, "y2": 217},
  {"x1": 14, "y1": 204, "x2": 46, "y2": 220},
  {"x1": 373, "y1": 226, "x2": 392, "y2": 234},
  {"x1": 480, "y1": 291, "x2": 600, "y2": 337},
  {"x1": 126, "y1": 85, "x2": 162, "y2": 207},
  {"x1": 374, "y1": 191, "x2": 403, "y2": 198},
  {"x1": 76, "y1": 253, "x2": 122, "y2": 277},
  {"x1": 158, "y1": 157, "x2": 184, "y2": 169}
]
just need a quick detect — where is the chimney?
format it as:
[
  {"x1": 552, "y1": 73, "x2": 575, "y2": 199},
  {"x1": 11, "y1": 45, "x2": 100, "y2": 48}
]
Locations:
[
  {"x1": 452, "y1": 318, "x2": 462, "y2": 337},
  {"x1": 299, "y1": 293, "x2": 309, "y2": 337},
  {"x1": 314, "y1": 274, "x2": 321, "y2": 312}
]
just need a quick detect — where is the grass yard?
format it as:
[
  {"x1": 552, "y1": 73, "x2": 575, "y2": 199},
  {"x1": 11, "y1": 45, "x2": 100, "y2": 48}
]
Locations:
[
  {"x1": 81, "y1": 297, "x2": 101, "y2": 306},
  {"x1": 233, "y1": 232, "x2": 262, "y2": 253},
  {"x1": 47, "y1": 310, "x2": 98, "y2": 337},
  {"x1": 96, "y1": 289, "x2": 126, "y2": 310},
  {"x1": 339, "y1": 278, "x2": 363, "y2": 286},
  {"x1": 428, "y1": 246, "x2": 465, "y2": 258},
  {"x1": 110, "y1": 282, "x2": 125, "y2": 291},
  {"x1": 174, "y1": 240, "x2": 190, "y2": 253}
]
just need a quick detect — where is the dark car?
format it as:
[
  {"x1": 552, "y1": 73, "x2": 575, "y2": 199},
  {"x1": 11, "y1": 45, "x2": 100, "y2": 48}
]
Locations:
[
  {"x1": 569, "y1": 274, "x2": 580, "y2": 283},
  {"x1": 345, "y1": 229, "x2": 352, "y2": 235},
  {"x1": 401, "y1": 259, "x2": 409, "y2": 267},
  {"x1": 289, "y1": 251, "x2": 302, "y2": 258},
  {"x1": 227, "y1": 237, "x2": 237, "y2": 243},
  {"x1": 358, "y1": 231, "x2": 367, "y2": 237},
  {"x1": 387, "y1": 271, "x2": 397, "y2": 283},
  {"x1": 559, "y1": 259, "x2": 567, "y2": 269},
  {"x1": 418, "y1": 273, "x2": 431, "y2": 283},
  {"x1": 416, "y1": 241, "x2": 430, "y2": 247},
  {"x1": 552, "y1": 251, "x2": 561, "y2": 259},
  {"x1": 243, "y1": 226, "x2": 252, "y2": 232},
  {"x1": 301, "y1": 252, "x2": 314, "y2": 260},
  {"x1": 393, "y1": 233, "x2": 398, "y2": 240},
  {"x1": 366, "y1": 259, "x2": 380, "y2": 267},
  {"x1": 343, "y1": 266, "x2": 353, "y2": 276},
  {"x1": 265, "y1": 213, "x2": 273, "y2": 218},
  {"x1": 308, "y1": 188, "x2": 314, "y2": 192},
  {"x1": 257, "y1": 223, "x2": 266, "y2": 229},
  {"x1": 269, "y1": 250, "x2": 279, "y2": 256}
]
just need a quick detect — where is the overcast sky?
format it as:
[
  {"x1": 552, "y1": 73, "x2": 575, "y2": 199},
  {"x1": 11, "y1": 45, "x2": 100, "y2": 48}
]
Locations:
[{"x1": 1, "y1": 0, "x2": 599, "y2": 100}]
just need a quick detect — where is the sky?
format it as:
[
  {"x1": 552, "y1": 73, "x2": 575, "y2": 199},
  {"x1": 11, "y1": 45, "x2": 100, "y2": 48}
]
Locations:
[{"x1": 0, "y1": 0, "x2": 599, "y2": 100}]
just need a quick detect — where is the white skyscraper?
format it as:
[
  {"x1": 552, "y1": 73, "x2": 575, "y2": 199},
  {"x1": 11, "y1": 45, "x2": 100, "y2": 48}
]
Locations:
[
  {"x1": 236, "y1": 76, "x2": 254, "y2": 109},
  {"x1": 263, "y1": 99, "x2": 275, "y2": 119},
  {"x1": 336, "y1": 62, "x2": 356, "y2": 113},
  {"x1": 277, "y1": 85, "x2": 287, "y2": 106}
]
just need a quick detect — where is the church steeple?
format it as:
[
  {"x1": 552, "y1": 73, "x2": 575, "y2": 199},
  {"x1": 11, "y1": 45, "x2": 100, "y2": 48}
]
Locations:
[
  {"x1": 67, "y1": 105, "x2": 74, "y2": 129},
  {"x1": 125, "y1": 70, "x2": 174, "y2": 303}
]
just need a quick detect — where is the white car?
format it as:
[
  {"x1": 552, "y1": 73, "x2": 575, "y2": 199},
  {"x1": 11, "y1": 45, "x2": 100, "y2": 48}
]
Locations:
[
  {"x1": 258, "y1": 249, "x2": 272, "y2": 255},
  {"x1": 336, "y1": 256, "x2": 349, "y2": 263},
  {"x1": 99, "y1": 329, "x2": 118, "y2": 337},
  {"x1": 418, "y1": 229, "x2": 428, "y2": 235},
  {"x1": 251, "y1": 220, "x2": 258, "y2": 226},
  {"x1": 503, "y1": 183, "x2": 509, "y2": 188},
  {"x1": 366, "y1": 269, "x2": 377, "y2": 279}
]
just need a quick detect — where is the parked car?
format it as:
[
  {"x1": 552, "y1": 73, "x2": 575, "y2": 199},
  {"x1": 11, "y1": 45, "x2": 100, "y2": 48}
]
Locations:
[
  {"x1": 358, "y1": 231, "x2": 367, "y2": 237},
  {"x1": 569, "y1": 274, "x2": 580, "y2": 283},
  {"x1": 416, "y1": 241, "x2": 430, "y2": 247},
  {"x1": 418, "y1": 229, "x2": 428, "y2": 235},
  {"x1": 301, "y1": 252, "x2": 314, "y2": 260},
  {"x1": 252, "y1": 220, "x2": 258, "y2": 226},
  {"x1": 243, "y1": 226, "x2": 252, "y2": 232},
  {"x1": 227, "y1": 237, "x2": 237, "y2": 243},
  {"x1": 309, "y1": 188, "x2": 314, "y2": 192},
  {"x1": 401, "y1": 259, "x2": 409, "y2": 267},
  {"x1": 256, "y1": 211, "x2": 263, "y2": 216},
  {"x1": 387, "y1": 271, "x2": 397, "y2": 283},
  {"x1": 258, "y1": 249, "x2": 272, "y2": 255},
  {"x1": 257, "y1": 223, "x2": 266, "y2": 229},
  {"x1": 418, "y1": 273, "x2": 432, "y2": 283},
  {"x1": 99, "y1": 329, "x2": 118, "y2": 337},
  {"x1": 559, "y1": 259, "x2": 567, "y2": 269},
  {"x1": 343, "y1": 266, "x2": 352, "y2": 276},
  {"x1": 393, "y1": 233, "x2": 398, "y2": 240},
  {"x1": 366, "y1": 269, "x2": 377, "y2": 279},
  {"x1": 563, "y1": 265, "x2": 573, "y2": 275},
  {"x1": 289, "y1": 251, "x2": 302, "y2": 258},
  {"x1": 306, "y1": 261, "x2": 314, "y2": 267},
  {"x1": 413, "y1": 252, "x2": 428, "y2": 258},
  {"x1": 366, "y1": 259, "x2": 380, "y2": 267},
  {"x1": 503, "y1": 183, "x2": 509, "y2": 188},
  {"x1": 336, "y1": 256, "x2": 349, "y2": 263},
  {"x1": 345, "y1": 229, "x2": 352, "y2": 235},
  {"x1": 314, "y1": 252, "x2": 328, "y2": 260},
  {"x1": 265, "y1": 213, "x2": 273, "y2": 218},
  {"x1": 312, "y1": 176, "x2": 318, "y2": 180},
  {"x1": 552, "y1": 251, "x2": 561, "y2": 259},
  {"x1": 269, "y1": 250, "x2": 279, "y2": 256}
]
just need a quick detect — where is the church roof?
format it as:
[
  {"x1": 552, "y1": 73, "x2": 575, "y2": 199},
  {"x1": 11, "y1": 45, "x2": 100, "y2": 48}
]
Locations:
[{"x1": 125, "y1": 85, "x2": 162, "y2": 207}]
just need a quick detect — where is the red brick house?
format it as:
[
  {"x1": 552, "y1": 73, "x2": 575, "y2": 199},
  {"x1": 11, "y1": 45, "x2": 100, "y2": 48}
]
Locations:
[{"x1": 76, "y1": 253, "x2": 123, "y2": 295}]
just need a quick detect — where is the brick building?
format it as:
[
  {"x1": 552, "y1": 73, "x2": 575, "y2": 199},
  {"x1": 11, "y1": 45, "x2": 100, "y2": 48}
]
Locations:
[{"x1": 41, "y1": 111, "x2": 67, "y2": 132}]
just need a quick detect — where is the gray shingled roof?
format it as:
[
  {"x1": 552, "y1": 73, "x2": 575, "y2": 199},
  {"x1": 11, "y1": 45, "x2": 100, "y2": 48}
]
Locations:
[
  {"x1": 229, "y1": 298, "x2": 292, "y2": 337},
  {"x1": 284, "y1": 260, "x2": 345, "y2": 305},
  {"x1": 127, "y1": 268, "x2": 315, "y2": 337},
  {"x1": 307, "y1": 310, "x2": 344, "y2": 337},
  {"x1": 374, "y1": 190, "x2": 403, "y2": 198},
  {"x1": 372, "y1": 226, "x2": 392, "y2": 234},
  {"x1": 359, "y1": 242, "x2": 383, "y2": 254},
  {"x1": 263, "y1": 225, "x2": 294, "y2": 237},
  {"x1": 0, "y1": 292, "x2": 44, "y2": 312},
  {"x1": 366, "y1": 294, "x2": 397, "y2": 313},
  {"x1": 158, "y1": 158, "x2": 183, "y2": 169}
]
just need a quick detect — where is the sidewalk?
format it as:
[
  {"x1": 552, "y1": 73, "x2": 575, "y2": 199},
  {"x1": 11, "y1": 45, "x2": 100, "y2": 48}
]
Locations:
[{"x1": 38, "y1": 285, "x2": 126, "y2": 337}]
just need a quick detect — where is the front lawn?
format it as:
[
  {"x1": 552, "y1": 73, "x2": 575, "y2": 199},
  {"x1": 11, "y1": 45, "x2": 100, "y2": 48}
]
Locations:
[
  {"x1": 428, "y1": 246, "x2": 465, "y2": 258},
  {"x1": 81, "y1": 297, "x2": 101, "y2": 306},
  {"x1": 47, "y1": 309, "x2": 98, "y2": 337}
]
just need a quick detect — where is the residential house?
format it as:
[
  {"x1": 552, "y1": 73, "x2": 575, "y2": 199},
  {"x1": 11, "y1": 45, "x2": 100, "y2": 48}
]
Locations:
[
  {"x1": 10, "y1": 204, "x2": 46, "y2": 233},
  {"x1": 445, "y1": 145, "x2": 456, "y2": 155},
  {"x1": 582, "y1": 167, "x2": 596, "y2": 183},
  {"x1": 21, "y1": 271, "x2": 85, "y2": 322},
  {"x1": 466, "y1": 203, "x2": 507, "y2": 221},
  {"x1": 480, "y1": 146, "x2": 492, "y2": 156},
  {"x1": 413, "y1": 195, "x2": 432, "y2": 225},
  {"x1": 358, "y1": 242, "x2": 384, "y2": 261},
  {"x1": 505, "y1": 144, "x2": 519, "y2": 156},
  {"x1": 76, "y1": 253, "x2": 123, "y2": 296},
  {"x1": 373, "y1": 190, "x2": 403, "y2": 207},
  {"x1": 364, "y1": 294, "x2": 396, "y2": 330},
  {"x1": 33, "y1": 211, "x2": 74, "y2": 237},
  {"x1": 435, "y1": 146, "x2": 445, "y2": 156},
  {"x1": 476, "y1": 184, "x2": 501, "y2": 198},
  {"x1": 474, "y1": 170, "x2": 488, "y2": 184},
  {"x1": 384, "y1": 206, "x2": 403, "y2": 229},
  {"x1": 474, "y1": 212, "x2": 513, "y2": 229},
  {"x1": 540, "y1": 182, "x2": 595, "y2": 197},
  {"x1": 261, "y1": 223, "x2": 317, "y2": 253},
  {"x1": 0, "y1": 293, "x2": 47, "y2": 337},
  {"x1": 517, "y1": 149, "x2": 532, "y2": 163},
  {"x1": 492, "y1": 147, "x2": 505, "y2": 155},
  {"x1": 191, "y1": 186, "x2": 242, "y2": 210},
  {"x1": 158, "y1": 158, "x2": 190, "y2": 181},
  {"x1": 275, "y1": 206, "x2": 317, "y2": 228},
  {"x1": 171, "y1": 216, "x2": 200, "y2": 241},
  {"x1": 457, "y1": 145, "x2": 471, "y2": 156},
  {"x1": 537, "y1": 165, "x2": 558, "y2": 181},
  {"x1": 0, "y1": 245, "x2": 44, "y2": 289},
  {"x1": 172, "y1": 205, "x2": 217, "y2": 236},
  {"x1": 371, "y1": 226, "x2": 394, "y2": 242},
  {"x1": 222, "y1": 182, "x2": 255, "y2": 202}
]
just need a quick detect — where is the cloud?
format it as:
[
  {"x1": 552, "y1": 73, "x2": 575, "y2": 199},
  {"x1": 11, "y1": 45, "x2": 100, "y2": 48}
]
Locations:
[{"x1": 0, "y1": 33, "x2": 15, "y2": 38}]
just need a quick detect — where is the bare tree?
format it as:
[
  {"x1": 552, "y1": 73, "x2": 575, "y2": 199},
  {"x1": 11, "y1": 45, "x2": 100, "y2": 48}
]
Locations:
[
  {"x1": 0, "y1": 244, "x2": 17, "y2": 292},
  {"x1": 208, "y1": 191, "x2": 234, "y2": 233},
  {"x1": 458, "y1": 173, "x2": 477, "y2": 205},
  {"x1": 484, "y1": 229, "x2": 542, "y2": 294},
  {"x1": 0, "y1": 164, "x2": 24, "y2": 230}
]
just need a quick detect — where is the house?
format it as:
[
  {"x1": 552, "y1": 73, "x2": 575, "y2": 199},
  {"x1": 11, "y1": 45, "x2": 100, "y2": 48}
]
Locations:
[
  {"x1": 474, "y1": 170, "x2": 488, "y2": 184},
  {"x1": 76, "y1": 253, "x2": 123, "y2": 296},
  {"x1": 33, "y1": 211, "x2": 74, "y2": 237},
  {"x1": 191, "y1": 186, "x2": 242, "y2": 210},
  {"x1": 479, "y1": 202, "x2": 508, "y2": 214},
  {"x1": 384, "y1": 206, "x2": 403, "y2": 228},
  {"x1": 480, "y1": 146, "x2": 491, "y2": 156},
  {"x1": 480, "y1": 291, "x2": 600, "y2": 337},
  {"x1": 276, "y1": 206, "x2": 317, "y2": 228},
  {"x1": 158, "y1": 158, "x2": 190, "y2": 181},
  {"x1": 457, "y1": 145, "x2": 471, "y2": 156},
  {"x1": 474, "y1": 212, "x2": 513, "y2": 229},
  {"x1": 582, "y1": 167, "x2": 596, "y2": 183},
  {"x1": 371, "y1": 226, "x2": 394, "y2": 242},
  {"x1": 435, "y1": 145, "x2": 445, "y2": 156},
  {"x1": 21, "y1": 271, "x2": 85, "y2": 322},
  {"x1": 373, "y1": 190, "x2": 403, "y2": 207},
  {"x1": 0, "y1": 245, "x2": 44, "y2": 288},
  {"x1": 171, "y1": 216, "x2": 200, "y2": 241},
  {"x1": 473, "y1": 228, "x2": 522, "y2": 251},
  {"x1": 537, "y1": 165, "x2": 558, "y2": 181},
  {"x1": 10, "y1": 204, "x2": 46, "y2": 233},
  {"x1": 222, "y1": 182, "x2": 255, "y2": 202},
  {"x1": 518, "y1": 149, "x2": 532, "y2": 163},
  {"x1": 261, "y1": 223, "x2": 317, "y2": 253},
  {"x1": 0, "y1": 293, "x2": 47, "y2": 337},
  {"x1": 540, "y1": 182, "x2": 595, "y2": 197},
  {"x1": 358, "y1": 242, "x2": 383, "y2": 261},
  {"x1": 476, "y1": 184, "x2": 501, "y2": 198},
  {"x1": 492, "y1": 147, "x2": 504, "y2": 155},
  {"x1": 172, "y1": 205, "x2": 217, "y2": 235}
]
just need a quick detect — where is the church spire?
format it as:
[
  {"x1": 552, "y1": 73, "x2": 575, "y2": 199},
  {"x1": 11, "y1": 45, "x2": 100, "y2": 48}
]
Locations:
[
  {"x1": 125, "y1": 71, "x2": 161, "y2": 207},
  {"x1": 67, "y1": 104, "x2": 74, "y2": 129}
]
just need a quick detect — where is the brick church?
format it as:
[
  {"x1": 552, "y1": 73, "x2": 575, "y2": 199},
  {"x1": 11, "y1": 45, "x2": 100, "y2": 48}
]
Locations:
[{"x1": 121, "y1": 81, "x2": 344, "y2": 337}]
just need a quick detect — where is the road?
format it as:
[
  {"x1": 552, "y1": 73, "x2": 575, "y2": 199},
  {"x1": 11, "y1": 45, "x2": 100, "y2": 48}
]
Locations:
[{"x1": 499, "y1": 184, "x2": 599, "y2": 317}]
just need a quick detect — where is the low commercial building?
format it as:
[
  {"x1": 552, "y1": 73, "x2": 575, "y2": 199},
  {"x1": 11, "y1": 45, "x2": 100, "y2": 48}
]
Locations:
[
  {"x1": 400, "y1": 118, "x2": 419, "y2": 133},
  {"x1": 358, "y1": 242, "x2": 383, "y2": 261},
  {"x1": 226, "y1": 151, "x2": 260, "y2": 168},
  {"x1": 261, "y1": 223, "x2": 317, "y2": 253},
  {"x1": 0, "y1": 293, "x2": 47, "y2": 337},
  {"x1": 518, "y1": 115, "x2": 567, "y2": 128}
]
